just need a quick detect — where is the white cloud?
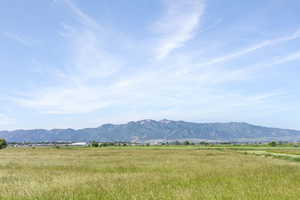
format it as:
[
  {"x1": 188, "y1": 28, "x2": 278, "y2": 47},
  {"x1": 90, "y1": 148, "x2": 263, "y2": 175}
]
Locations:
[
  {"x1": 15, "y1": 29, "x2": 300, "y2": 115},
  {"x1": 14, "y1": 56, "x2": 252, "y2": 114},
  {"x1": 153, "y1": 0, "x2": 205, "y2": 60},
  {"x1": 14, "y1": 0, "x2": 121, "y2": 114},
  {"x1": 11, "y1": 1, "x2": 300, "y2": 120}
]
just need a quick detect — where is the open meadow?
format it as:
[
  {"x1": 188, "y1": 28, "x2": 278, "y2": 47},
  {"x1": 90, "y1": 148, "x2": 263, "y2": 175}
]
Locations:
[{"x1": 1, "y1": 147, "x2": 300, "y2": 200}]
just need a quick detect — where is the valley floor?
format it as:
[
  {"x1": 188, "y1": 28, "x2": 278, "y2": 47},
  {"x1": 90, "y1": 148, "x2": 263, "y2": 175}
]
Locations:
[{"x1": 1, "y1": 147, "x2": 300, "y2": 200}]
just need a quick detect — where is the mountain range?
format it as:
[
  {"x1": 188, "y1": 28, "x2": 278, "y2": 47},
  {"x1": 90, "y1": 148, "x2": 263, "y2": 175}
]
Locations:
[{"x1": 1, "y1": 119, "x2": 300, "y2": 143}]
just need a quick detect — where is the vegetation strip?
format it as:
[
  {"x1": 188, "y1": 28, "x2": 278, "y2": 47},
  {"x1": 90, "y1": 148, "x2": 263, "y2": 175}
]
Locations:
[{"x1": 240, "y1": 150, "x2": 300, "y2": 162}]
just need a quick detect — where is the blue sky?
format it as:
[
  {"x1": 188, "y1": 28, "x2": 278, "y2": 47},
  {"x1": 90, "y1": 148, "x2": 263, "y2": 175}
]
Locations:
[{"x1": 1, "y1": 0, "x2": 300, "y2": 130}]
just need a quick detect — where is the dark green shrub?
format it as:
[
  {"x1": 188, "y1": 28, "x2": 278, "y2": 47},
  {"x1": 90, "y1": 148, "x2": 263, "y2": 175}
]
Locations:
[
  {"x1": 268, "y1": 141, "x2": 277, "y2": 147},
  {"x1": 0, "y1": 139, "x2": 7, "y2": 149},
  {"x1": 91, "y1": 141, "x2": 99, "y2": 147},
  {"x1": 99, "y1": 142, "x2": 115, "y2": 147}
]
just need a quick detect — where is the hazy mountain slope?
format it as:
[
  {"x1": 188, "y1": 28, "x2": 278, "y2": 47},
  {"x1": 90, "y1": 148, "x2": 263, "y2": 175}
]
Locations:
[{"x1": 1, "y1": 119, "x2": 300, "y2": 143}]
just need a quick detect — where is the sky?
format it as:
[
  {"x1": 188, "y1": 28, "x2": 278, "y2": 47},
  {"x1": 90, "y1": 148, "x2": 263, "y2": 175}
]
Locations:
[{"x1": 1, "y1": 0, "x2": 300, "y2": 130}]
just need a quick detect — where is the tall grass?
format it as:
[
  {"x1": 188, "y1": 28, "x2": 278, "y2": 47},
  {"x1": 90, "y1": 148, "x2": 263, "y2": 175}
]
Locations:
[{"x1": 1, "y1": 147, "x2": 300, "y2": 199}]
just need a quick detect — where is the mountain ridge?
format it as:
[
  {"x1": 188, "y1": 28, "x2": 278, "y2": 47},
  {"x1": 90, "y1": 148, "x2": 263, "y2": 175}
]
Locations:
[{"x1": 1, "y1": 119, "x2": 300, "y2": 143}]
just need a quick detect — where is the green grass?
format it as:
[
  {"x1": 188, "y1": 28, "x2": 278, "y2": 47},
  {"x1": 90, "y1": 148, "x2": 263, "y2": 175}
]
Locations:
[{"x1": 1, "y1": 147, "x2": 300, "y2": 199}]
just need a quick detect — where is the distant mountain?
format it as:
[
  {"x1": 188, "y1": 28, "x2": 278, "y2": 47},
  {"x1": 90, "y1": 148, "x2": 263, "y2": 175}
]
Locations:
[{"x1": 1, "y1": 119, "x2": 300, "y2": 143}]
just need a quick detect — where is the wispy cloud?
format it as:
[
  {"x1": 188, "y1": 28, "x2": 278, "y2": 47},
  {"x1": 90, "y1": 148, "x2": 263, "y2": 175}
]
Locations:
[
  {"x1": 14, "y1": 49, "x2": 253, "y2": 115},
  {"x1": 2, "y1": 32, "x2": 33, "y2": 46},
  {"x1": 16, "y1": 86, "x2": 111, "y2": 114},
  {"x1": 238, "y1": 49, "x2": 300, "y2": 74},
  {"x1": 199, "y1": 18, "x2": 223, "y2": 33},
  {"x1": 271, "y1": 50, "x2": 300, "y2": 65},
  {"x1": 197, "y1": 29, "x2": 300, "y2": 67},
  {"x1": 153, "y1": 0, "x2": 205, "y2": 60},
  {"x1": 14, "y1": 0, "x2": 121, "y2": 114},
  {"x1": 64, "y1": 0, "x2": 100, "y2": 29},
  {"x1": 11, "y1": 0, "x2": 300, "y2": 121}
]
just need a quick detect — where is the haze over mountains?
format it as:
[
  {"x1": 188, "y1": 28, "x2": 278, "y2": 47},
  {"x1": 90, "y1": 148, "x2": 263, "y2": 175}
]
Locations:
[{"x1": 1, "y1": 119, "x2": 300, "y2": 143}]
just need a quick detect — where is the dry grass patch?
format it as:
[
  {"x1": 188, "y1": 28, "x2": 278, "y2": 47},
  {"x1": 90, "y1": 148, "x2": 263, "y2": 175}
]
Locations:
[{"x1": 1, "y1": 148, "x2": 300, "y2": 199}]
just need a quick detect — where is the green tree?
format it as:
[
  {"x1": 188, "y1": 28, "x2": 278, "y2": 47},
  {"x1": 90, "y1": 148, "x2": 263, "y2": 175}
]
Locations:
[
  {"x1": 91, "y1": 141, "x2": 99, "y2": 147},
  {"x1": 0, "y1": 139, "x2": 7, "y2": 149},
  {"x1": 269, "y1": 141, "x2": 277, "y2": 147}
]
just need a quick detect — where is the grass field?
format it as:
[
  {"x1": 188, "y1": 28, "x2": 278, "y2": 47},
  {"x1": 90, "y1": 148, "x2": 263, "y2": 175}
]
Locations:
[{"x1": 1, "y1": 147, "x2": 300, "y2": 200}]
